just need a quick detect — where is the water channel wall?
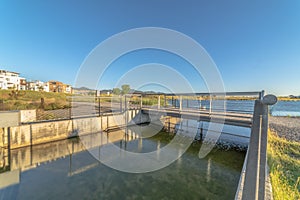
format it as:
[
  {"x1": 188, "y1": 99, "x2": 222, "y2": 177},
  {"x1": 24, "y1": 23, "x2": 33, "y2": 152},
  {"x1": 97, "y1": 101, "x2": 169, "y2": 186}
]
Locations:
[
  {"x1": 0, "y1": 109, "x2": 141, "y2": 149},
  {"x1": 0, "y1": 109, "x2": 181, "y2": 149}
]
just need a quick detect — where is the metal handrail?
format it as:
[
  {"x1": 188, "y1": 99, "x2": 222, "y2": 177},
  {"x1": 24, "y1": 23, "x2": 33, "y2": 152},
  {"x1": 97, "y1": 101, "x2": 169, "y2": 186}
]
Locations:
[
  {"x1": 238, "y1": 94, "x2": 277, "y2": 200},
  {"x1": 141, "y1": 91, "x2": 262, "y2": 96}
]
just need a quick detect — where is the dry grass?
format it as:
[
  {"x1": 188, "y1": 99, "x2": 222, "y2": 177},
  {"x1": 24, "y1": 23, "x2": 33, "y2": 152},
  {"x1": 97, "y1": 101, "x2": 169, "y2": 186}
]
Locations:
[
  {"x1": 268, "y1": 130, "x2": 300, "y2": 200},
  {"x1": 0, "y1": 90, "x2": 71, "y2": 110}
]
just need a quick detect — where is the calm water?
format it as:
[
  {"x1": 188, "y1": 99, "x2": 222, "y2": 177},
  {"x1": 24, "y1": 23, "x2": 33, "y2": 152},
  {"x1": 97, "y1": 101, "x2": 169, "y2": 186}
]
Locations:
[
  {"x1": 270, "y1": 100, "x2": 300, "y2": 116},
  {"x1": 170, "y1": 99, "x2": 300, "y2": 117},
  {"x1": 0, "y1": 130, "x2": 245, "y2": 200}
]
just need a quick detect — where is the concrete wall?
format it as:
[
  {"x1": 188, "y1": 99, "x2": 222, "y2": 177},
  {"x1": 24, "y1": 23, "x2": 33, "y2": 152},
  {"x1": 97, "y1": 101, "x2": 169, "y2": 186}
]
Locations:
[
  {"x1": 20, "y1": 110, "x2": 36, "y2": 123},
  {"x1": 0, "y1": 110, "x2": 36, "y2": 128},
  {"x1": 0, "y1": 109, "x2": 139, "y2": 149},
  {"x1": 0, "y1": 111, "x2": 20, "y2": 127}
]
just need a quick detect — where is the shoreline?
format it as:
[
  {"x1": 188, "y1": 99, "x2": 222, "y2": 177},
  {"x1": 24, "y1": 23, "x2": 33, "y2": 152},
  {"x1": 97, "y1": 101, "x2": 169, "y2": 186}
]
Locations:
[{"x1": 269, "y1": 116, "x2": 300, "y2": 142}]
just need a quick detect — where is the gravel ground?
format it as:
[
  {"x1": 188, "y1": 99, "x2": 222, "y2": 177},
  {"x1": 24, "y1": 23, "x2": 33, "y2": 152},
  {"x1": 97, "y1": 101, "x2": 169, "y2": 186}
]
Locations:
[{"x1": 269, "y1": 116, "x2": 300, "y2": 142}]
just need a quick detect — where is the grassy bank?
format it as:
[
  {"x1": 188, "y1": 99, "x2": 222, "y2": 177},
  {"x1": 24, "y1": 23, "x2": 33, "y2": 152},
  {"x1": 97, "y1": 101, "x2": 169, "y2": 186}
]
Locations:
[
  {"x1": 268, "y1": 131, "x2": 300, "y2": 200},
  {"x1": 0, "y1": 90, "x2": 71, "y2": 110}
]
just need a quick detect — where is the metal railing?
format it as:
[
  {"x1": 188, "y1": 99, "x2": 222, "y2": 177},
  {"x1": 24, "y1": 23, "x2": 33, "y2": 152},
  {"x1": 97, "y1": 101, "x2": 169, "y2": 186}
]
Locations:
[
  {"x1": 29, "y1": 95, "x2": 142, "y2": 121},
  {"x1": 236, "y1": 93, "x2": 277, "y2": 200},
  {"x1": 0, "y1": 91, "x2": 263, "y2": 123},
  {"x1": 140, "y1": 91, "x2": 262, "y2": 114}
]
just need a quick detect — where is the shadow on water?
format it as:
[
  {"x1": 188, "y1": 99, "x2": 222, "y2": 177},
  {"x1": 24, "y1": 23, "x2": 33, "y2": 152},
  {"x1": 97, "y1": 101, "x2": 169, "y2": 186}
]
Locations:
[{"x1": 0, "y1": 129, "x2": 245, "y2": 200}]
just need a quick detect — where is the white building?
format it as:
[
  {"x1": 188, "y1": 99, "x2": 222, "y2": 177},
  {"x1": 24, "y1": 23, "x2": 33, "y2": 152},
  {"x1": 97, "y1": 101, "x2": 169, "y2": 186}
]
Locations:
[
  {"x1": 26, "y1": 80, "x2": 49, "y2": 92},
  {"x1": 0, "y1": 70, "x2": 26, "y2": 90},
  {"x1": 65, "y1": 84, "x2": 72, "y2": 93}
]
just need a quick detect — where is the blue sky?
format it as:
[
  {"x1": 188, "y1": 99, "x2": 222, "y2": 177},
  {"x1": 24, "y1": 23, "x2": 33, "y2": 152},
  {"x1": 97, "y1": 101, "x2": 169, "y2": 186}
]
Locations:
[{"x1": 0, "y1": 0, "x2": 300, "y2": 95}]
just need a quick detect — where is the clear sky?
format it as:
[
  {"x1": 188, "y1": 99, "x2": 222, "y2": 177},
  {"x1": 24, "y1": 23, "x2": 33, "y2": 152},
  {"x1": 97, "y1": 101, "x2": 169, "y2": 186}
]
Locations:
[{"x1": 0, "y1": 0, "x2": 300, "y2": 95}]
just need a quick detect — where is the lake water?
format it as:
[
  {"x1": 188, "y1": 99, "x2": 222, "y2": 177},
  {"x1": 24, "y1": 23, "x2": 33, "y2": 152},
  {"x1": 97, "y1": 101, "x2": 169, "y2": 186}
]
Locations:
[
  {"x1": 270, "y1": 100, "x2": 300, "y2": 117},
  {"x1": 170, "y1": 99, "x2": 300, "y2": 117},
  {"x1": 0, "y1": 130, "x2": 245, "y2": 200}
]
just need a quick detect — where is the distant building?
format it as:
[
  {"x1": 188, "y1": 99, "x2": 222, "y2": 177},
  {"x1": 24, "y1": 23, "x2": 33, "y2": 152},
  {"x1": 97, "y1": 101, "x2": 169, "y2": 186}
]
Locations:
[
  {"x1": 20, "y1": 78, "x2": 27, "y2": 90},
  {"x1": 48, "y1": 80, "x2": 72, "y2": 93},
  {"x1": 0, "y1": 69, "x2": 73, "y2": 93},
  {"x1": 26, "y1": 80, "x2": 49, "y2": 92},
  {"x1": 65, "y1": 84, "x2": 72, "y2": 94},
  {"x1": 0, "y1": 70, "x2": 26, "y2": 90}
]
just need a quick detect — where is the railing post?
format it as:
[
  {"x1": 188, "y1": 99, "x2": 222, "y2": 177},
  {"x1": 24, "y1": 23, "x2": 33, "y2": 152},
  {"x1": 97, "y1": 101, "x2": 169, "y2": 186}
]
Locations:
[
  {"x1": 179, "y1": 96, "x2": 182, "y2": 111},
  {"x1": 69, "y1": 97, "x2": 72, "y2": 119},
  {"x1": 140, "y1": 95, "x2": 142, "y2": 109},
  {"x1": 258, "y1": 104, "x2": 268, "y2": 200},
  {"x1": 125, "y1": 96, "x2": 127, "y2": 111},
  {"x1": 164, "y1": 95, "x2": 166, "y2": 108},
  {"x1": 187, "y1": 98, "x2": 189, "y2": 108},
  {"x1": 242, "y1": 100, "x2": 262, "y2": 200},
  {"x1": 120, "y1": 96, "x2": 122, "y2": 112},
  {"x1": 199, "y1": 96, "x2": 202, "y2": 110},
  {"x1": 158, "y1": 96, "x2": 161, "y2": 109},
  {"x1": 259, "y1": 90, "x2": 265, "y2": 100},
  {"x1": 98, "y1": 96, "x2": 101, "y2": 116},
  {"x1": 241, "y1": 94, "x2": 277, "y2": 200},
  {"x1": 209, "y1": 95, "x2": 212, "y2": 114},
  {"x1": 172, "y1": 96, "x2": 174, "y2": 108}
]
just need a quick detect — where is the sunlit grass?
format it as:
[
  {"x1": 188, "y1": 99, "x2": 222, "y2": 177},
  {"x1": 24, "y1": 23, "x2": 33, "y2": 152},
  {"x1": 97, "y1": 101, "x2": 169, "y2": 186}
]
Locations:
[
  {"x1": 0, "y1": 90, "x2": 71, "y2": 110},
  {"x1": 268, "y1": 130, "x2": 300, "y2": 200}
]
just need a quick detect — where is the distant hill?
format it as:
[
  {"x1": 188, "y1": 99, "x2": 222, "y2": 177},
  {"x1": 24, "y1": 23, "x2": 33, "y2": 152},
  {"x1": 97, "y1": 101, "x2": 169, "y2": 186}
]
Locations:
[
  {"x1": 73, "y1": 87, "x2": 93, "y2": 91},
  {"x1": 73, "y1": 87, "x2": 95, "y2": 96}
]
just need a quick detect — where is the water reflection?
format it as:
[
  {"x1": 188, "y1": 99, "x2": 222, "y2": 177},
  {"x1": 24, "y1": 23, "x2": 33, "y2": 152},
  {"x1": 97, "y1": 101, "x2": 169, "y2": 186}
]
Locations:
[
  {"x1": 207, "y1": 158, "x2": 211, "y2": 183},
  {"x1": 0, "y1": 128, "x2": 245, "y2": 200}
]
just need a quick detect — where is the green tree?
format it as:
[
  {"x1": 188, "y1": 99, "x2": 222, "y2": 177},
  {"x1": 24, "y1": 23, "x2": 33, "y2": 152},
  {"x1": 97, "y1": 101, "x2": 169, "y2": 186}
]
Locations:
[
  {"x1": 121, "y1": 84, "x2": 130, "y2": 95},
  {"x1": 112, "y1": 88, "x2": 121, "y2": 95}
]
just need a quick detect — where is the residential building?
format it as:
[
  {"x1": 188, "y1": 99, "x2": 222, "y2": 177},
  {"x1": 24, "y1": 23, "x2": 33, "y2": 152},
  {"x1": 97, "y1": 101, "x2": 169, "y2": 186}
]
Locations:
[
  {"x1": 48, "y1": 80, "x2": 72, "y2": 93},
  {"x1": 26, "y1": 80, "x2": 49, "y2": 92},
  {"x1": 65, "y1": 84, "x2": 72, "y2": 94},
  {"x1": 0, "y1": 70, "x2": 26, "y2": 90},
  {"x1": 20, "y1": 78, "x2": 27, "y2": 90},
  {"x1": 0, "y1": 69, "x2": 72, "y2": 93}
]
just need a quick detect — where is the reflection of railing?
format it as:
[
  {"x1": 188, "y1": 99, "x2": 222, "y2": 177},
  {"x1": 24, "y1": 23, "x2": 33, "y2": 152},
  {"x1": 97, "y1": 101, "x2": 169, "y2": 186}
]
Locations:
[{"x1": 0, "y1": 131, "x2": 128, "y2": 173}]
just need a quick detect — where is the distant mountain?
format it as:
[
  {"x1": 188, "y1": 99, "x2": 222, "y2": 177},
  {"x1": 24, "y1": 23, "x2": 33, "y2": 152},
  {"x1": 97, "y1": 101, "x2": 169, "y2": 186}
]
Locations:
[{"x1": 73, "y1": 87, "x2": 93, "y2": 91}]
